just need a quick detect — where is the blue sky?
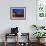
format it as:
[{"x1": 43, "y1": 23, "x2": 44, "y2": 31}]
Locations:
[{"x1": 13, "y1": 9, "x2": 24, "y2": 14}]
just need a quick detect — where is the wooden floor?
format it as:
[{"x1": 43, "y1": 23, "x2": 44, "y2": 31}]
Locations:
[{"x1": 0, "y1": 42, "x2": 46, "y2": 46}]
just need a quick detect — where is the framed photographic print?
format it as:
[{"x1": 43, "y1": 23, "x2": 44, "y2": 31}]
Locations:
[{"x1": 10, "y1": 7, "x2": 26, "y2": 20}]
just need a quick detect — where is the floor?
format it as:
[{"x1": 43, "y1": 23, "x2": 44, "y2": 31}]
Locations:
[{"x1": 0, "y1": 42, "x2": 46, "y2": 46}]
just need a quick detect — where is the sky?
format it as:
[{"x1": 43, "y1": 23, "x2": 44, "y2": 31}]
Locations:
[{"x1": 13, "y1": 9, "x2": 24, "y2": 14}]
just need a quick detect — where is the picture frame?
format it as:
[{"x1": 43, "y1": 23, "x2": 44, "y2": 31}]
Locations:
[{"x1": 10, "y1": 7, "x2": 26, "y2": 20}]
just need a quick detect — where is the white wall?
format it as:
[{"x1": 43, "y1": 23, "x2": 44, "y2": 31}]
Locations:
[{"x1": 0, "y1": 0, "x2": 37, "y2": 42}]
